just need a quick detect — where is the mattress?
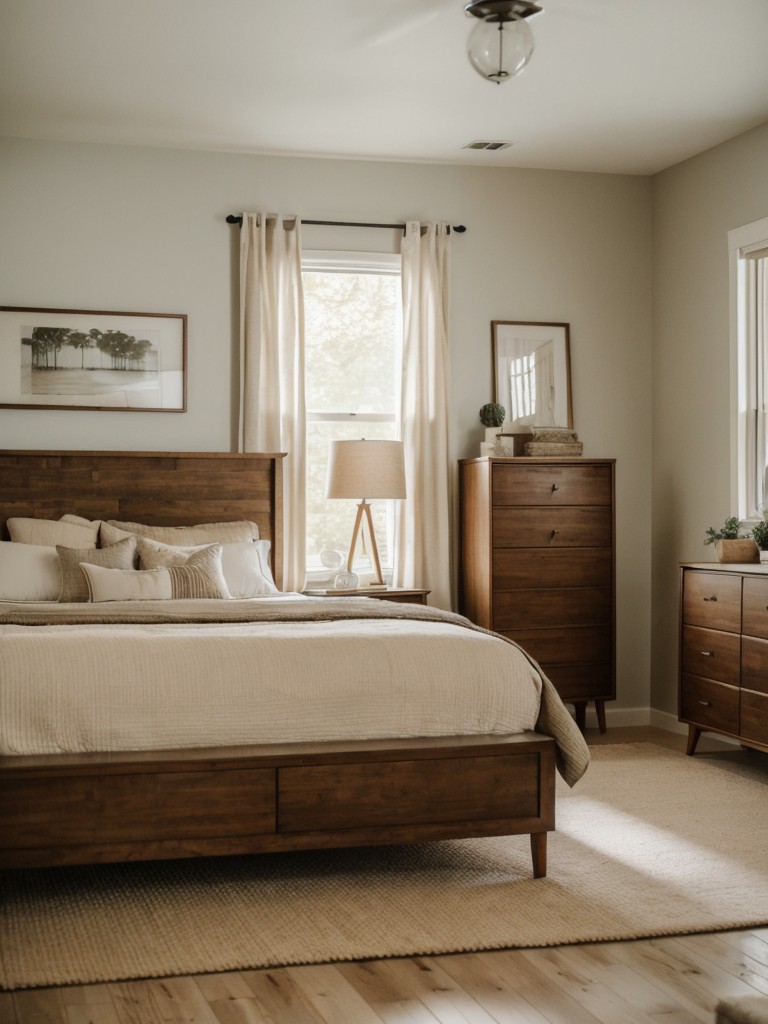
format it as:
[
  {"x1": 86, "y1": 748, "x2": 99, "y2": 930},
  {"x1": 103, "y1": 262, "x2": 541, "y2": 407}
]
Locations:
[{"x1": 0, "y1": 596, "x2": 589, "y2": 784}]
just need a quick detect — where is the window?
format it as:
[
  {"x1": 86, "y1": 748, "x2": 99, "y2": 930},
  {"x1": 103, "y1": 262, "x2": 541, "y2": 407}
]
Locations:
[
  {"x1": 730, "y1": 216, "x2": 768, "y2": 520},
  {"x1": 302, "y1": 251, "x2": 402, "y2": 577}
]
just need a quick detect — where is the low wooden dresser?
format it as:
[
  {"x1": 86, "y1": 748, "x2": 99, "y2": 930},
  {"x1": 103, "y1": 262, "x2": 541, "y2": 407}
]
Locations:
[
  {"x1": 459, "y1": 457, "x2": 616, "y2": 731},
  {"x1": 679, "y1": 562, "x2": 768, "y2": 754}
]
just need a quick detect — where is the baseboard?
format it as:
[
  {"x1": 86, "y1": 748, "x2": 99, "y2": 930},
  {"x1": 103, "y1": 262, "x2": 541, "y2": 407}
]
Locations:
[
  {"x1": 649, "y1": 708, "x2": 686, "y2": 734},
  {"x1": 577, "y1": 705, "x2": 742, "y2": 747},
  {"x1": 574, "y1": 705, "x2": 703, "y2": 734},
  {"x1": 575, "y1": 705, "x2": 654, "y2": 729}
]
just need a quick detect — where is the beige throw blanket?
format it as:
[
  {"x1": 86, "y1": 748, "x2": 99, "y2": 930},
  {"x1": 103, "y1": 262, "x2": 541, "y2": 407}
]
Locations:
[{"x1": 0, "y1": 596, "x2": 589, "y2": 785}]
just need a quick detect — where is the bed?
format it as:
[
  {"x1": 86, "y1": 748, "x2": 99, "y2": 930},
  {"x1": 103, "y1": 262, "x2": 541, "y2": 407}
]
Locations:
[{"x1": 0, "y1": 450, "x2": 588, "y2": 878}]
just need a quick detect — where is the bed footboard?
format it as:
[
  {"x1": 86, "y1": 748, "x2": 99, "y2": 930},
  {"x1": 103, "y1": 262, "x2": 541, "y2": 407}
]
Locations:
[{"x1": 0, "y1": 733, "x2": 555, "y2": 877}]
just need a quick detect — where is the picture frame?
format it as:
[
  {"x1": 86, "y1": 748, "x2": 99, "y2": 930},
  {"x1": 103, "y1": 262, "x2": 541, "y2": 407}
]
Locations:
[
  {"x1": 492, "y1": 320, "x2": 572, "y2": 432},
  {"x1": 0, "y1": 306, "x2": 187, "y2": 412}
]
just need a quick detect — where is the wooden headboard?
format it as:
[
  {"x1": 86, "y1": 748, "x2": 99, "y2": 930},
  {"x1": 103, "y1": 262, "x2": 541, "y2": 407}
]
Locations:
[{"x1": 0, "y1": 450, "x2": 285, "y2": 589}]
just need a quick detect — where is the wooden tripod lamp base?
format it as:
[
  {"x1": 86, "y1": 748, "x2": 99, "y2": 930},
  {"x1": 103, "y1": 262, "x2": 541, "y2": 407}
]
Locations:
[{"x1": 347, "y1": 499, "x2": 384, "y2": 586}]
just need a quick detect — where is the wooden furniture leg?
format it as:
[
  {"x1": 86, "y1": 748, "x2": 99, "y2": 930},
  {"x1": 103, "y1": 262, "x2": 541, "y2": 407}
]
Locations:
[
  {"x1": 530, "y1": 832, "x2": 547, "y2": 879},
  {"x1": 686, "y1": 724, "x2": 701, "y2": 756},
  {"x1": 574, "y1": 702, "x2": 586, "y2": 732},
  {"x1": 595, "y1": 699, "x2": 607, "y2": 734}
]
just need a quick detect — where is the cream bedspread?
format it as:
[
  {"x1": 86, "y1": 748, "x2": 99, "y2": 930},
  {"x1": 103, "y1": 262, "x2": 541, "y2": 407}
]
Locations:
[{"x1": 0, "y1": 596, "x2": 589, "y2": 785}]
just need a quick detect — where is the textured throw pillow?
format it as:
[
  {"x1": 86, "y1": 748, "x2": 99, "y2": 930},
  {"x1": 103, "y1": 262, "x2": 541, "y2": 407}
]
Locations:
[
  {"x1": 137, "y1": 537, "x2": 277, "y2": 597},
  {"x1": 56, "y1": 536, "x2": 138, "y2": 602},
  {"x1": 101, "y1": 519, "x2": 260, "y2": 547},
  {"x1": 8, "y1": 517, "x2": 99, "y2": 549},
  {"x1": 0, "y1": 542, "x2": 61, "y2": 602},
  {"x1": 82, "y1": 561, "x2": 230, "y2": 602}
]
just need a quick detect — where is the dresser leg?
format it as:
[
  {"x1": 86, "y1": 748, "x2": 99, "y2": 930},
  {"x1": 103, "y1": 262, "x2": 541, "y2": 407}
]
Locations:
[
  {"x1": 686, "y1": 725, "x2": 701, "y2": 756},
  {"x1": 573, "y1": 702, "x2": 586, "y2": 731},
  {"x1": 595, "y1": 700, "x2": 607, "y2": 734},
  {"x1": 530, "y1": 832, "x2": 547, "y2": 878}
]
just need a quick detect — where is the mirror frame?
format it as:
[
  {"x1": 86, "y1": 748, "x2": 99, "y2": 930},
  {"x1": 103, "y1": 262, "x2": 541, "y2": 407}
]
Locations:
[{"x1": 492, "y1": 320, "x2": 573, "y2": 432}]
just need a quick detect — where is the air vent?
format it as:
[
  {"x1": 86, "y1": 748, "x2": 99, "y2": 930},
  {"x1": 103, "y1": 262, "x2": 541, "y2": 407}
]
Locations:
[{"x1": 462, "y1": 140, "x2": 513, "y2": 151}]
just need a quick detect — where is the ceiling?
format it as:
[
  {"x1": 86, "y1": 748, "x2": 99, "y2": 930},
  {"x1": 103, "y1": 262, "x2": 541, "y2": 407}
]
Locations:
[{"x1": 2, "y1": 0, "x2": 768, "y2": 176}]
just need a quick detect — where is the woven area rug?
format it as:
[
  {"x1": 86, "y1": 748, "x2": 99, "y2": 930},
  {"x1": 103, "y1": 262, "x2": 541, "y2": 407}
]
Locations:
[{"x1": 3, "y1": 741, "x2": 768, "y2": 990}]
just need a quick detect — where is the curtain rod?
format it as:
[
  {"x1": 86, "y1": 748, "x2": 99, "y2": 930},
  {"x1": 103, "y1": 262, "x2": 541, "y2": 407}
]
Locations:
[{"x1": 226, "y1": 215, "x2": 466, "y2": 234}]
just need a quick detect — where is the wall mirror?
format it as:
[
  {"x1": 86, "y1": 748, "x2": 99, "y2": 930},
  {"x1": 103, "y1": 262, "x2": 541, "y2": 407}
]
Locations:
[{"x1": 492, "y1": 321, "x2": 572, "y2": 432}]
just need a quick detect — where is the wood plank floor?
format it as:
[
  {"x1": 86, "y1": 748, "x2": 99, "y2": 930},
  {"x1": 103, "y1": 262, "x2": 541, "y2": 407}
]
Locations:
[{"x1": 4, "y1": 727, "x2": 767, "y2": 1024}]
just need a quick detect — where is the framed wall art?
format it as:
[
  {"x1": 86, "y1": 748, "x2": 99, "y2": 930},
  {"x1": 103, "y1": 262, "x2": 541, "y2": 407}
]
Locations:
[
  {"x1": 492, "y1": 320, "x2": 572, "y2": 432},
  {"x1": 0, "y1": 306, "x2": 187, "y2": 412}
]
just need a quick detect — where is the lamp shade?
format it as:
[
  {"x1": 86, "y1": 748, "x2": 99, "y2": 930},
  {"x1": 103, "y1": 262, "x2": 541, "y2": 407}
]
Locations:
[{"x1": 325, "y1": 439, "x2": 406, "y2": 500}]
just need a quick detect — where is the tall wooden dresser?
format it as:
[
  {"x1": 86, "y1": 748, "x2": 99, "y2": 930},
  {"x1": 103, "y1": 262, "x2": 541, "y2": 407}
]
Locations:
[
  {"x1": 459, "y1": 457, "x2": 616, "y2": 731},
  {"x1": 679, "y1": 562, "x2": 768, "y2": 755}
]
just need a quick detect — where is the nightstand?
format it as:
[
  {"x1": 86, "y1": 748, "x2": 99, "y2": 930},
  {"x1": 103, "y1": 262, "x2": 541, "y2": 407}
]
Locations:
[{"x1": 303, "y1": 588, "x2": 430, "y2": 605}]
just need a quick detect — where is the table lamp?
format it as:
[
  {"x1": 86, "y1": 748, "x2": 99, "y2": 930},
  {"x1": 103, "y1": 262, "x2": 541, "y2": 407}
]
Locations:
[{"x1": 325, "y1": 439, "x2": 406, "y2": 586}]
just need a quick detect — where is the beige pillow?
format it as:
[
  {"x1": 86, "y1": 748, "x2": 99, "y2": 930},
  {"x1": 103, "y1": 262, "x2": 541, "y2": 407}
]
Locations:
[
  {"x1": 60, "y1": 514, "x2": 101, "y2": 529},
  {"x1": 83, "y1": 561, "x2": 230, "y2": 602},
  {"x1": 9, "y1": 517, "x2": 99, "y2": 549},
  {"x1": 137, "y1": 536, "x2": 276, "y2": 597},
  {"x1": 56, "y1": 536, "x2": 138, "y2": 602},
  {"x1": 101, "y1": 519, "x2": 260, "y2": 547}
]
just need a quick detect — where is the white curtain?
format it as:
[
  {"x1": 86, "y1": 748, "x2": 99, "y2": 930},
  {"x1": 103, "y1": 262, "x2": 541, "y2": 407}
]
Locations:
[
  {"x1": 239, "y1": 213, "x2": 306, "y2": 592},
  {"x1": 394, "y1": 221, "x2": 452, "y2": 609}
]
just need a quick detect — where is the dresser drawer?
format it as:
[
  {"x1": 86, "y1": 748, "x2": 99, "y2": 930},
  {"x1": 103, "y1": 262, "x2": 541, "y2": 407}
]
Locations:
[
  {"x1": 493, "y1": 588, "x2": 611, "y2": 631},
  {"x1": 680, "y1": 625, "x2": 741, "y2": 686},
  {"x1": 502, "y1": 625, "x2": 611, "y2": 666},
  {"x1": 492, "y1": 464, "x2": 612, "y2": 507},
  {"x1": 682, "y1": 571, "x2": 741, "y2": 632},
  {"x1": 493, "y1": 507, "x2": 612, "y2": 548},
  {"x1": 742, "y1": 577, "x2": 768, "y2": 639},
  {"x1": 680, "y1": 674, "x2": 740, "y2": 735},
  {"x1": 742, "y1": 635, "x2": 768, "y2": 694},
  {"x1": 542, "y1": 663, "x2": 614, "y2": 701},
  {"x1": 492, "y1": 549, "x2": 612, "y2": 590},
  {"x1": 740, "y1": 689, "x2": 768, "y2": 746}
]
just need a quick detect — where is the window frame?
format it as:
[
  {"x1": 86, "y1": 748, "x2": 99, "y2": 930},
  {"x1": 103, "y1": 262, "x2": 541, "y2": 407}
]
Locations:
[
  {"x1": 301, "y1": 248, "x2": 402, "y2": 580},
  {"x1": 729, "y1": 215, "x2": 768, "y2": 522}
]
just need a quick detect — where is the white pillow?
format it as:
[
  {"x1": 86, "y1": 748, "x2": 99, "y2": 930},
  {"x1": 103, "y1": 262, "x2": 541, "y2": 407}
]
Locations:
[
  {"x1": 223, "y1": 540, "x2": 278, "y2": 597},
  {"x1": 101, "y1": 519, "x2": 260, "y2": 547},
  {"x1": 137, "y1": 537, "x2": 277, "y2": 597},
  {"x1": 8, "y1": 517, "x2": 99, "y2": 549},
  {"x1": 0, "y1": 541, "x2": 61, "y2": 602},
  {"x1": 83, "y1": 564, "x2": 174, "y2": 602},
  {"x1": 83, "y1": 559, "x2": 231, "y2": 602}
]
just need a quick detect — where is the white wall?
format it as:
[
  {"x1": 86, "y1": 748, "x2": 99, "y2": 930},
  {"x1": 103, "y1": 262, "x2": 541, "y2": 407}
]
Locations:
[
  {"x1": 0, "y1": 137, "x2": 653, "y2": 710},
  {"x1": 651, "y1": 121, "x2": 768, "y2": 716}
]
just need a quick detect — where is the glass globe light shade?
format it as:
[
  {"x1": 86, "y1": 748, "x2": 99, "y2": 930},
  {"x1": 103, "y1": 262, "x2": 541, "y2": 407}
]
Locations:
[{"x1": 467, "y1": 15, "x2": 534, "y2": 84}]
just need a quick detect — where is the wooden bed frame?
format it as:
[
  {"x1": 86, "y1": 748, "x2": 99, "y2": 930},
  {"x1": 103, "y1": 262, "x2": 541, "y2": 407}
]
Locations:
[{"x1": 0, "y1": 450, "x2": 555, "y2": 877}]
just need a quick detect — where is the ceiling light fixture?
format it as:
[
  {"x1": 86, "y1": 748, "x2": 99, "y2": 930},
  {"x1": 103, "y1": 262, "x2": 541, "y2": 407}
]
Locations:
[{"x1": 465, "y1": 0, "x2": 542, "y2": 85}]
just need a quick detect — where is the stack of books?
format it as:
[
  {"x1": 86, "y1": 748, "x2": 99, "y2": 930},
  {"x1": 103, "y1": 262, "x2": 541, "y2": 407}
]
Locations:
[{"x1": 523, "y1": 427, "x2": 583, "y2": 457}]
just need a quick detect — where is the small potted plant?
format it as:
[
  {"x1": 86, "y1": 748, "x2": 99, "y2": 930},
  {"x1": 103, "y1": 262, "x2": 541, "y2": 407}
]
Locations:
[
  {"x1": 479, "y1": 402, "x2": 507, "y2": 455},
  {"x1": 752, "y1": 517, "x2": 768, "y2": 561},
  {"x1": 479, "y1": 402, "x2": 505, "y2": 429},
  {"x1": 704, "y1": 516, "x2": 759, "y2": 563}
]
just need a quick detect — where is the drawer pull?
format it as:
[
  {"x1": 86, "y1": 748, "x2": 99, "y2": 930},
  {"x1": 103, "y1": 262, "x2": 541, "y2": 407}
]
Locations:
[
  {"x1": 698, "y1": 700, "x2": 713, "y2": 707},
  {"x1": 703, "y1": 596, "x2": 718, "y2": 602},
  {"x1": 551, "y1": 484, "x2": 559, "y2": 492},
  {"x1": 550, "y1": 530, "x2": 560, "y2": 538},
  {"x1": 699, "y1": 651, "x2": 713, "y2": 657}
]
